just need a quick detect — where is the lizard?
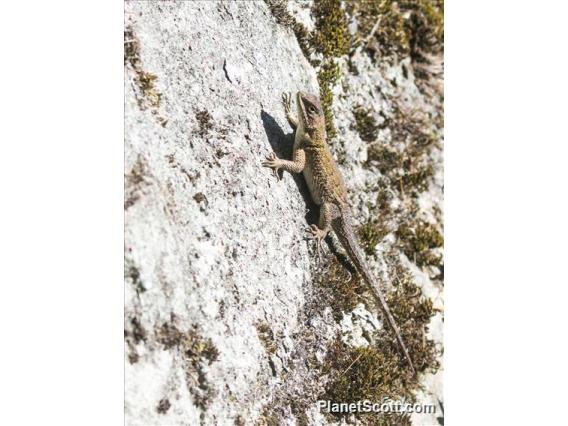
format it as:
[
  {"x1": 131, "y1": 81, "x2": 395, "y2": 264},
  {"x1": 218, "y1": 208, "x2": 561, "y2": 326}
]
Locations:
[{"x1": 262, "y1": 91, "x2": 416, "y2": 376}]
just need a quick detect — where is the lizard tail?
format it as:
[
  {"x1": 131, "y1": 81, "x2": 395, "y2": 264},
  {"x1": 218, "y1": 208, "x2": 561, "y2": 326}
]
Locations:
[{"x1": 332, "y1": 216, "x2": 416, "y2": 376}]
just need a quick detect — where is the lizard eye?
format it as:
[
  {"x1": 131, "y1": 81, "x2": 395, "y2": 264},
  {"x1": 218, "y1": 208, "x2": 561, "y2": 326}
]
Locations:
[{"x1": 308, "y1": 105, "x2": 317, "y2": 114}]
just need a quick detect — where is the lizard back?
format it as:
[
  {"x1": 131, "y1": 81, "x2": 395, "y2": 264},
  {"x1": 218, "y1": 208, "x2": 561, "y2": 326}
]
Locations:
[{"x1": 302, "y1": 145, "x2": 348, "y2": 207}]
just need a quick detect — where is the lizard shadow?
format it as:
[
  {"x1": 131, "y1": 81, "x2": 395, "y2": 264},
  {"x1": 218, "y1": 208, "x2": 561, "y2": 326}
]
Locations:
[
  {"x1": 260, "y1": 110, "x2": 317, "y2": 224},
  {"x1": 260, "y1": 110, "x2": 356, "y2": 274}
]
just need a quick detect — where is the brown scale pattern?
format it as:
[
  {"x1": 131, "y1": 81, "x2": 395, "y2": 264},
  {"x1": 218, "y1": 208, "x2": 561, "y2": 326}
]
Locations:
[{"x1": 304, "y1": 145, "x2": 347, "y2": 207}]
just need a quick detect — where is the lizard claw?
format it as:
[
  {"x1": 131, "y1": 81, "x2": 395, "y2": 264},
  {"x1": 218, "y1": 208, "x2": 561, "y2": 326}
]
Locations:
[
  {"x1": 305, "y1": 224, "x2": 325, "y2": 261},
  {"x1": 282, "y1": 92, "x2": 292, "y2": 114},
  {"x1": 262, "y1": 152, "x2": 282, "y2": 180},
  {"x1": 282, "y1": 91, "x2": 298, "y2": 130}
]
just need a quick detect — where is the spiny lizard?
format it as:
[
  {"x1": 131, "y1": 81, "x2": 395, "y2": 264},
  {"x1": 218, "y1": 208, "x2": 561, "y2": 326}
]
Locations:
[{"x1": 262, "y1": 91, "x2": 416, "y2": 375}]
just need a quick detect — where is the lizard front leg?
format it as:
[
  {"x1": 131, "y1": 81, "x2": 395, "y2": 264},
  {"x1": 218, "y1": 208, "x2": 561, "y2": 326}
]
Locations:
[
  {"x1": 262, "y1": 148, "x2": 305, "y2": 180},
  {"x1": 282, "y1": 92, "x2": 298, "y2": 130}
]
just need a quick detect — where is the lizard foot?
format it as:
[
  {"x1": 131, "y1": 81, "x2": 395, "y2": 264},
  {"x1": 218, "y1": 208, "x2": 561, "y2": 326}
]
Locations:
[
  {"x1": 282, "y1": 92, "x2": 292, "y2": 115},
  {"x1": 305, "y1": 224, "x2": 326, "y2": 261},
  {"x1": 282, "y1": 92, "x2": 298, "y2": 129},
  {"x1": 262, "y1": 152, "x2": 282, "y2": 180}
]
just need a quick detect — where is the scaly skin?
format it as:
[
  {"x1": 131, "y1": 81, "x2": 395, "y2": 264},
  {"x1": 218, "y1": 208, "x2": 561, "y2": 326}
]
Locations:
[{"x1": 263, "y1": 91, "x2": 416, "y2": 375}]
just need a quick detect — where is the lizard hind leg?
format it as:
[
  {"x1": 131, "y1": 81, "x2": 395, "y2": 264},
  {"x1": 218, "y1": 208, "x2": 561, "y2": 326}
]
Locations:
[
  {"x1": 306, "y1": 224, "x2": 325, "y2": 261},
  {"x1": 305, "y1": 202, "x2": 339, "y2": 261}
]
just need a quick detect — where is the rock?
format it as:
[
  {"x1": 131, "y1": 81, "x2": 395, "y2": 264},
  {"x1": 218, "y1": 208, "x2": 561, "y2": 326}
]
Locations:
[
  {"x1": 125, "y1": 1, "x2": 443, "y2": 425},
  {"x1": 340, "y1": 303, "x2": 383, "y2": 348}
]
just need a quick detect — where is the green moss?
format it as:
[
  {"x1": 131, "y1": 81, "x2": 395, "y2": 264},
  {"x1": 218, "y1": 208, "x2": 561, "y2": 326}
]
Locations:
[
  {"x1": 137, "y1": 72, "x2": 161, "y2": 107},
  {"x1": 287, "y1": 398, "x2": 310, "y2": 426},
  {"x1": 353, "y1": 106, "x2": 379, "y2": 143},
  {"x1": 368, "y1": 141, "x2": 436, "y2": 196},
  {"x1": 347, "y1": 0, "x2": 443, "y2": 60},
  {"x1": 367, "y1": 142, "x2": 433, "y2": 197},
  {"x1": 321, "y1": 255, "x2": 440, "y2": 424},
  {"x1": 402, "y1": 163, "x2": 435, "y2": 194},
  {"x1": 257, "y1": 407, "x2": 280, "y2": 426},
  {"x1": 346, "y1": 0, "x2": 409, "y2": 60},
  {"x1": 317, "y1": 60, "x2": 342, "y2": 139},
  {"x1": 345, "y1": 0, "x2": 444, "y2": 97},
  {"x1": 124, "y1": 27, "x2": 139, "y2": 65},
  {"x1": 156, "y1": 321, "x2": 219, "y2": 408},
  {"x1": 316, "y1": 257, "x2": 365, "y2": 320},
  {"x1": 157, "y1": 322, "x2": 219, "y2": 363},
  {"x1": 124, "y1": 156, "x2": 149, "y2": 210},
  {"x1": 266, "y1": 0, "x2": 352, "y2": 140},
  {"x1": 255, "y1": 322, "x2": 277, "y2": 354},
  {"x1": 266, "y1": 0, "x2": 353, "y2": 60},
  {"x1": 396, "y1": 220, "x2": 443, "y2": 269},
  {"x1": 363, "y1": 104, "x2": 443, "y2": 274},
  {"x1": 406, "y1": 0, "x2": 444, "y2": 56},
  {"x1": 125, "y1": 316, "x2": 147, "y2": 364},
  {"x1": 367, "y1": 144, "x2": 400, "y2": 174},
  {"x1": 264, "y1": 0, "x2": 312, "y2": 59},
  {"x1": 324, "y1": 344, "x2": 413, "y2": 425},
  {"x1": 376, "y1": 185, "x2": 393, "y2": 211},
  {"x1": 366, "y1": 105, "x2": 438, "y2": 197},
  {"x1": 311, "y1": 0, "x2": 351, "y2": 139},
  {"x1": 311, "y1": 0, "x2": 350, "y2": 57},
  {"x1": 124, "y1": 26, "x2": 162, "y2": 109},
  {"x1": 125, "y1": 263, "x2": 145, "y2": 294},
  {"x1": 292, "y1": 21, "x2": 312, "y2": 60},
  {"x1": 358, "y1": 220, "x2": 390, "y2": 256}
]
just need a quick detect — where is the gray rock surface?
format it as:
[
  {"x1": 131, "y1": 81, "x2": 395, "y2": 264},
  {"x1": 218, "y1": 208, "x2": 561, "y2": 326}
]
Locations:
[{"x1": 124, "y1": 1, "x2": 443, "y2": 425}]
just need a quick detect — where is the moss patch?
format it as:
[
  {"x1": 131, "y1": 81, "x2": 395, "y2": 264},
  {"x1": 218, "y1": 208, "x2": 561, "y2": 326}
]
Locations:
[
  {"x1": 316, "y1": 60, "x2": 342, "y2": 139},
  {"x1": 368, "y1": 144, "x2": 435, "y2": 197},
  {"x1": 367, "y1": 105, "x2": 438, "y2": 198},
  {"x1": 156, "y1": 398, "x2": 171, "y2": 414},
  {"x1": 346, "y1": 0, "x2": 443, "y2": 60},
  {"x1": 256, "y1": 407, "x2": 280, "y2": 426},
  {"x1": 347, "y1": 0, "x2": 444, "y2": 96},
  {"x1": 406, "y1": 0, "x2": 444, "y2": 58},
  {"x1": 124, "y1": 156, "x2": 150, "y2": 210},
  {"x1": 125, "y1": 25, "x2": 168, "y2": 127},
  {"x1": 125, "y1": 260, "x2": 146, "y2": 295},
  {"x1": 264, "y1": 0, "x2": 312, "y2": 59},
  {"x1": 348, "y1": 1, "x2": 409, "y2": 60},
  {"x1": 124, "y1": 26, "x2": 162, "y2": 109},
  {"x1": 157, "y1": 322, "x2": 219, "y2": 363},
  {"x1": 316, "y1": 256, "x2": 364, "y2": 320},
  {"x1": 353, "y1": 106, "x2": 379, "y2": 143},
  {"x1": 156, "y1": 320, "x2": 219, "y2": 409},
  {"x1": 265, "y1": 0, "x2": 444, "y2": 141},
  {"x1": 264, "y1": 0, "x2": 350, "y2": 140},
  {"x1": 195, "y1": 109, "x2": 213, "y2": 137},
  {"x1": 397, "y1": 219, "x2": 443, "y2": 269},
  {"x1": 311, "y1": 0, "x2": 350, "y2": 58},
  {"x1": 358, "y1": 220, "x2": 390, "y2": 257},
  {"x1": 255, "y1": 322, "x2": 278, "y2": 355},
  {"x1": 312, "y1": 0, "x2": 350, "y2": 139},
  {"x1": 321, "y1": 254, "x2": 440, "y2": 424},
  {"x1": 262, "y1": 6, "x2": 443, "y2": 422},
  {"x1": 125, "y1": 316, "x2": 147, "y2": 364},
  {"x1": 362, "y1": 102, "x2": 443, "y2": 276}
]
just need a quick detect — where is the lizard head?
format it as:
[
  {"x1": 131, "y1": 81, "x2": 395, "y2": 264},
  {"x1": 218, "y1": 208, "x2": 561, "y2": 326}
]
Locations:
[{"x1": 297, "y1": 91, "x2": 325, "y2": 135}]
